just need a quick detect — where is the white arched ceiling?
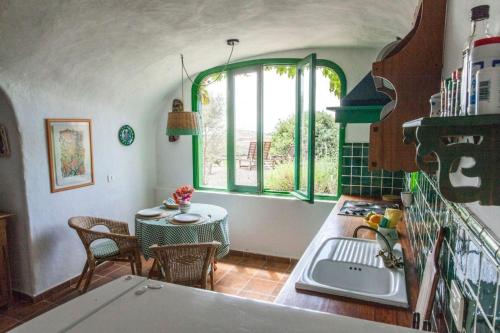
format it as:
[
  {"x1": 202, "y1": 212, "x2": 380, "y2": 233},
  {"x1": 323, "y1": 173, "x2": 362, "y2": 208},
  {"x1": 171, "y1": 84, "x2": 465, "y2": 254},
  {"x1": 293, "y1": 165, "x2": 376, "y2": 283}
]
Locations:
[{"x1": 0, "y1": 0, "x2": 417, "y2": 109}]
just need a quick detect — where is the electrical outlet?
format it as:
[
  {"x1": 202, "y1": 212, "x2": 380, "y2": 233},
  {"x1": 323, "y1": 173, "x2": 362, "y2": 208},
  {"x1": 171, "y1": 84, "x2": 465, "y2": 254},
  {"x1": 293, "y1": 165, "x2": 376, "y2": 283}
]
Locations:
[
  {"x1": 107, "y1": 175, "x2": 115, "y2": 183},
  {"x1": 450, "y1": 280, "x2": 465, "y2": 332}
]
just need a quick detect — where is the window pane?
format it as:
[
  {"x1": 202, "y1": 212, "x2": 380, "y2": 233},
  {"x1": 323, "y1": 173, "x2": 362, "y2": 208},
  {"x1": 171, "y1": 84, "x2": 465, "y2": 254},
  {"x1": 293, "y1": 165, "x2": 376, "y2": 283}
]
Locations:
[
  {"x1": 234, "y1": 70, "x2": 258, "y2": 187},
  {"x1": 263, "y1": 65, "x2": 296, "y2": 192},
  {"x1": 299, "y1": 64, "x2": 311, "y2": 194},
  {"x1": 315, "y1": 66, "x2": 341, "y2": 196},
  {"x1": 199, "y1": 74, "x2": 227, "y2": 188}
]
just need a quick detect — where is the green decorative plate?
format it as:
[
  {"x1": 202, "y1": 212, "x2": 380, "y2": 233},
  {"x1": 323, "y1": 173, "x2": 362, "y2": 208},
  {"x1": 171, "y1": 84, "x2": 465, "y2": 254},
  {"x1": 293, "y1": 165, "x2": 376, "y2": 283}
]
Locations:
[{"x1": 118, "y1": 125, "x2": 135, "y2": 146}]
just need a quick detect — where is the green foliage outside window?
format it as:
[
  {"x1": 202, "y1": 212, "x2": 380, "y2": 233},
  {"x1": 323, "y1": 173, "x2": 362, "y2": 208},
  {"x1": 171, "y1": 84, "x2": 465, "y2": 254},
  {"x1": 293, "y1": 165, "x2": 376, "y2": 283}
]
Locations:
[
  {"x1": 265, "y1": 112, "x2": 339, "y2": 194},
  {"x1": 267, "y1": 65, "x2": 342, "y2": 98}
]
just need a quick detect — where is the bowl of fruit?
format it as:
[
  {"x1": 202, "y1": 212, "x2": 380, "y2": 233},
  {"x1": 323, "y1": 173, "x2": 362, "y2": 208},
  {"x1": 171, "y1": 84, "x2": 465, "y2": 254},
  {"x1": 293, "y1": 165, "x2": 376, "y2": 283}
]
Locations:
[{"x1": 364, "y1": 212, "x2": 383, "y2": 229}]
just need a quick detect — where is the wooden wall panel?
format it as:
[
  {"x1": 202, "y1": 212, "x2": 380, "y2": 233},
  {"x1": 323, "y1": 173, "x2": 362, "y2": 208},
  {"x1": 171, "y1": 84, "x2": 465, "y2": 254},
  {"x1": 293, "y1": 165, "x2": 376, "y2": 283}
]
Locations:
[{"x1": 369, "y1": 0, "x2": 447, "y2": 172}]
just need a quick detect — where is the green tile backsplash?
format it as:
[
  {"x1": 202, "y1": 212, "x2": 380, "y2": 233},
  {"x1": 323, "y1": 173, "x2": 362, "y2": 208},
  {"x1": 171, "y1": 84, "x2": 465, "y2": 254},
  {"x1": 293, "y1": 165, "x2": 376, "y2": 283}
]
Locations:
[
  {"x1": 404, "y1": 172, "x2": 499, "y2": 333},
  {"x1": 341, "y1": 143, "x2": 404, "y2": 197}
]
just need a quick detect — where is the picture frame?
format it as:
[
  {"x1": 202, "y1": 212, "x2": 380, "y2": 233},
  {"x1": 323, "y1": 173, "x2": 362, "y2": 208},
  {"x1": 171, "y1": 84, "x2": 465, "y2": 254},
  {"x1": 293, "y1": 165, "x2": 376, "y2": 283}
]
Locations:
[
  {"x1": 0, "y1": 124, "x2": 10, "y2": 157},
  {"x1": 45, "y1": 119, "x2": 94, "y2": 193}
]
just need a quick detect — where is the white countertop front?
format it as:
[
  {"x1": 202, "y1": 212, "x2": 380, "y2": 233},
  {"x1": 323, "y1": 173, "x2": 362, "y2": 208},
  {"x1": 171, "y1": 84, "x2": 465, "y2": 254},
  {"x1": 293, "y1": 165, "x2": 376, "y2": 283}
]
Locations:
[{"x1": 12, "y1": 275, "x2": 418, "y2": 333}]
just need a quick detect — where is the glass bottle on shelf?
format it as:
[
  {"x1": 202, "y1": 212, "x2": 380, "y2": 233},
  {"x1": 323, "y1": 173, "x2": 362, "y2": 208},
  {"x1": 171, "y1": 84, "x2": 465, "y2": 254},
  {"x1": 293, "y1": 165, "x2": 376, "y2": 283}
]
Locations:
[
  {"x1": 454, "y1": 69, "x2": 462, "y2": 116},
  {"x1": 465, "y1": 5, "x2": 490, "y2": 115}
]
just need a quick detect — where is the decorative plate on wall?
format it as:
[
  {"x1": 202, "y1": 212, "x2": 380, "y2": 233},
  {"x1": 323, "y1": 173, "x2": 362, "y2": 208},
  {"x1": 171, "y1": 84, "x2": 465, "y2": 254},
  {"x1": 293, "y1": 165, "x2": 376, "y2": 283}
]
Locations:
[{"x1": 118, "y1": 125, "x2": 135, "y2": 146}]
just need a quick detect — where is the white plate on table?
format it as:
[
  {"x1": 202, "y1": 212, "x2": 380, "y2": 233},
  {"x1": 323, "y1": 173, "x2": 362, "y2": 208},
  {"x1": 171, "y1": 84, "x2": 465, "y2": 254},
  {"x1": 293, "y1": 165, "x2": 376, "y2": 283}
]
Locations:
[
  {"x1": 137, "y1": 209, "x2": 162, "y2": 217},
  {"x1": 172, "y1": 213, "x2": 202, "y2": 223}
]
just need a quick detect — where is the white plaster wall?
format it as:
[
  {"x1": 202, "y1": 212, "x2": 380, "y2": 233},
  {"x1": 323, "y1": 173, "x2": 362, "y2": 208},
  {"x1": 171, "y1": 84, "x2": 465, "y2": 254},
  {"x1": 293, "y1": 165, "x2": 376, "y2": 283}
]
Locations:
[
  {"x1": 0, "y1": 78, "x2": 158, "y2": 295},
  {"x1": 20, "y1": 88, "x2": 157, "y2": 295},
  {"x1": 442, "y1": 0, "x2": 500, "y2": 237},
  {"x1": 157, "y1": 189, "x2": 335, "y2": 259},
  {"x1": 0, "y1": 89, "x2": 34, "y2": 294},
  {"x1": 155, "y1": 47, "x2": 379, "y2": 258}
]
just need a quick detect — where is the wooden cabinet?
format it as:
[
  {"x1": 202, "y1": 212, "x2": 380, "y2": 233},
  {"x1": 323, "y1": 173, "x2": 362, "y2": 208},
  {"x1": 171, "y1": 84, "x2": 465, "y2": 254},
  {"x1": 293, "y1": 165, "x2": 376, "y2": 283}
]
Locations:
[
  {"x1": 0, "y1": 213, "x2": 12, "y2": 307},
  {"x1": 368, "y1": 0, "x2": 447, "y2": 172}
]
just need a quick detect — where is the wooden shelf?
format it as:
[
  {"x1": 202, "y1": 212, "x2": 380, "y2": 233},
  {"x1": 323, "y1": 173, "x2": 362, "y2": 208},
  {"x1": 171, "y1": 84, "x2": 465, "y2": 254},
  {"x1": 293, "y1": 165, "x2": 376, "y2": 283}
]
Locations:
[{"x1": 403, "y1": 115, "x2": 500, "y2": 205}]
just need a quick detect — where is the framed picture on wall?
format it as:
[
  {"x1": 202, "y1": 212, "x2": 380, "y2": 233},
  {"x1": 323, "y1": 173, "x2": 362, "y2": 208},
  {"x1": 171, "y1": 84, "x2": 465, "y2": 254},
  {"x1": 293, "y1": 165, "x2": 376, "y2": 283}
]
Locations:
[
  {"x1": 0, "y1": 124, "x2": 10, "y2": 157},
  {"x1": 45, "y1": 119, "x2": 94, "y2": 192}
]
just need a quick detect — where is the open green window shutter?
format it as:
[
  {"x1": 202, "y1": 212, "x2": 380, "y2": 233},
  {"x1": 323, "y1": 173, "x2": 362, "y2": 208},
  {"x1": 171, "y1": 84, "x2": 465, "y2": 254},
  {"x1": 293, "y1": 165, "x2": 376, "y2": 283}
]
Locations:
[
  {"x1": 227, "y1": 66, "x2": 262, "y2": 193},
  {"x1": 293, "y1": 54, "x2": 316, "y2": 203}
]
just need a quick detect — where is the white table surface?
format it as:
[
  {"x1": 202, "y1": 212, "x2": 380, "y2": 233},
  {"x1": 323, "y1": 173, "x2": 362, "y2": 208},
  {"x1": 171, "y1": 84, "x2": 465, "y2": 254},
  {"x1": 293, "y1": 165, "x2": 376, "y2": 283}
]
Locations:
[{"x1": 12, "y1": 276, "x2": 418, "y2": 333}]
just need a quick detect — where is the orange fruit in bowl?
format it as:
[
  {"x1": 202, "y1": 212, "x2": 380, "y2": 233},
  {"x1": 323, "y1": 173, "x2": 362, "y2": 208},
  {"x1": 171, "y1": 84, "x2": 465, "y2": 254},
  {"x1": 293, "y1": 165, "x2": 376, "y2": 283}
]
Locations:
[{"x1": 369, "y1": 214, "x2": 383, "y2": 225}]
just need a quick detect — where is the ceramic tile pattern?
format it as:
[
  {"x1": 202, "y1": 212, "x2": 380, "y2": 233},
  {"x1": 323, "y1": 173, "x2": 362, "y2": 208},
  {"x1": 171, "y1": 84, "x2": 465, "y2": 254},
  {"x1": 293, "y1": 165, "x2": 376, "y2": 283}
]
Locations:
[
  {"x1": 0, "y1": 254, "x2": 294, "y2": 332},
  {"x1": 341, "y1": 143, "x2": 405, "y2": 196},
  {"x1": 404, "y1": 172, "x2": 500, "y2": 333}
]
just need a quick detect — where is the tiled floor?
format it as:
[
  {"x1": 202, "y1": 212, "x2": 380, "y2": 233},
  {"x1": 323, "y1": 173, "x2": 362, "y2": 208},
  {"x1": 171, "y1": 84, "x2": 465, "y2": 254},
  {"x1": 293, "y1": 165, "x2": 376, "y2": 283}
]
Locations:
[{"x1": 0, "y1": 253, "x2": 295, "y2": 332}]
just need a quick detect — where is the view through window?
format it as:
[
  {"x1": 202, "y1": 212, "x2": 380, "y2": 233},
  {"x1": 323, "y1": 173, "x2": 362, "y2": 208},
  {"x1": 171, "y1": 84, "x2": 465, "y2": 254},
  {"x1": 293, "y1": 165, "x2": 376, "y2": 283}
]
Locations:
[{"x1": 196, "y1": 61, "x2": 341, "y2": 197}]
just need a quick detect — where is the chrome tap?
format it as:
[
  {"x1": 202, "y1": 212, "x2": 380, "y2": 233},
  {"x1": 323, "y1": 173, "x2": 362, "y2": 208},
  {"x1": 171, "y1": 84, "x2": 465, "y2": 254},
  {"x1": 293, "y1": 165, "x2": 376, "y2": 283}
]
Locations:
[{"x1": 352, "y1": 225, "x2": 404, "y2": 269}]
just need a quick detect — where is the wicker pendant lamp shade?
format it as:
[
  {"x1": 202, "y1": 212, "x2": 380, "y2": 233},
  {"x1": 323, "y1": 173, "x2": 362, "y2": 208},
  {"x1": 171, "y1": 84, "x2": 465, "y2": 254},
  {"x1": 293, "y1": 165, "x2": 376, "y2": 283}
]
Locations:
[
  {"x1": 166, "y1": 40, "x2": 238, "y2": 138},
  {"x1": 166, "y1": 99, "x2": 201, "y2": 136}
]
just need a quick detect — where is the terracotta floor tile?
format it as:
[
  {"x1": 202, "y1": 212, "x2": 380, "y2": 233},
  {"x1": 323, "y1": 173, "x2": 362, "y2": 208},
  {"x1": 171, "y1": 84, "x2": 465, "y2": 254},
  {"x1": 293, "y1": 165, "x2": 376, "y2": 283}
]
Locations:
[
  {"x1": 237, "y1": 290, "x2": 274, "y2": 302},
  {"x1": 97, "y1": 263, "x2": 123, "y2": 276},
  {"x1": 219, "y1": 253, "x2": 244, "y2": 264},
  {"x1": 0, "y1": 314, "x2": 21, "y2": 332},
  {"x1": 47, "y1": 287, "x2": 82, "y2": 305},
  {"x1": 242, "y1": 278, "x2": 278, "y2": 295},
  {"x1": 106, "y1": 266, "x2": 134, "y2": 279},
  {"x1": 88, "y1": 276, "x2": 114, "y2": 291},
  {"x1": 253, "y1": 268, "x2": 288, "y2": 282},
  {"x1": 213, "y1": 269, "x2": 230, "y2": 284},
  {"x1": 213, "y1": 285, "x2": 241, "y2": 296},
  {"x1": 239, "y1": 256, "x2": 267, "y2": 268},
  {"x1": 263, "y1": 261, "x2": 290, "y2": 272},
  {"x1": 229, "y1": 264, "x2": 262, "y2": 276},
  {"x1": 216, "y1": 271, "x2": 252, "y2": 289},
  {"x1": 271, "y1": 282, "x2": 285, "y2": 296},
  {"x1": 3, "y1": 300, "x2": 56, "y2": 321}
]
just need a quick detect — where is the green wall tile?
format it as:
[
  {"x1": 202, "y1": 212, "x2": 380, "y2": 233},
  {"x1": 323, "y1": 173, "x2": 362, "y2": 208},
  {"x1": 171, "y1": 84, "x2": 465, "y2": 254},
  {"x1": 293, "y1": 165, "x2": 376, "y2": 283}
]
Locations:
[{"x1": 404, "y1": 172, "x2": 500, "y2": 333}]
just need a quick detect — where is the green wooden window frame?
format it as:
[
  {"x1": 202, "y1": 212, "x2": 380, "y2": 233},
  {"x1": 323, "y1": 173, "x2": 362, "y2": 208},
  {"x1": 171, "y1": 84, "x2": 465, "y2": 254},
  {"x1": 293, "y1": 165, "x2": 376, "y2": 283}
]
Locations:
[
  {"x1": 292, "y1": 54, "x2": 316, "y2": 203},
  {"x1": 191, "y1": 57, "x2": 347, "y2": 200}
]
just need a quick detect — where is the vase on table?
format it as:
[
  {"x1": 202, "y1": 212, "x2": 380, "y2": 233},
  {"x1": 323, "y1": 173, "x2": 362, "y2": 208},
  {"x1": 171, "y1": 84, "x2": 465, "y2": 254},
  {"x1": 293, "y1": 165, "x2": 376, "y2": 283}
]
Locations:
[{"x1": 179, "y1": 201, "x2": 191, "y2": 213}]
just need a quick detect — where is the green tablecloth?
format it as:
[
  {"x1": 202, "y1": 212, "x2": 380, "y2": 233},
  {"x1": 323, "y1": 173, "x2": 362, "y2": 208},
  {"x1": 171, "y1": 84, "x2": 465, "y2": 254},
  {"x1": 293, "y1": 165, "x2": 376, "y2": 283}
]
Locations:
[{"x1": 135, "y1": 203, "x2": 229, "y2": 259}]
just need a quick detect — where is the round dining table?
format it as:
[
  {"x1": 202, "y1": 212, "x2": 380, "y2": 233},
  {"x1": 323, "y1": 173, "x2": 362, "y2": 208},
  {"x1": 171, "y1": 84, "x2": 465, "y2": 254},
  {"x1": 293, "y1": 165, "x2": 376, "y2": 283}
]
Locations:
[{"x1": 135, "y1": 203, "x2": 229, "y2": 260}]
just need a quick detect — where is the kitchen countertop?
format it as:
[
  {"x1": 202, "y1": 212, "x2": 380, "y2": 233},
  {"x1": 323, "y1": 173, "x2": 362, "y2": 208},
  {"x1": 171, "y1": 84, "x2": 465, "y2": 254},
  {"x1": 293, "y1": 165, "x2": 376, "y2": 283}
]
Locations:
[
  {"x1": 275, "y1": 195, "x2": 418, "y2": 328},
  {"x1": 12, "y1": 275, "x2": 418, "y2": 333}
]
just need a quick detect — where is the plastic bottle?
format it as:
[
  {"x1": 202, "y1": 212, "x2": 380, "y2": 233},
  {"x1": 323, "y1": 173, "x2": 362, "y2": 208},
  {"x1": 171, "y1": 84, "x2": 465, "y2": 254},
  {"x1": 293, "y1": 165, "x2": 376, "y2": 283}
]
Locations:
[
  {"x1": 467, "y1": 5, "x2": 490, "y2": 115},
  {"x1": 450, "y1": 71, "x2": 458, "y2": 116},
  {"x1": 446, "y1": 78, "x2": 453, "y2": 116},
  {"x1": 476, "y1": 67, "x2": 500, "y2": 115}
]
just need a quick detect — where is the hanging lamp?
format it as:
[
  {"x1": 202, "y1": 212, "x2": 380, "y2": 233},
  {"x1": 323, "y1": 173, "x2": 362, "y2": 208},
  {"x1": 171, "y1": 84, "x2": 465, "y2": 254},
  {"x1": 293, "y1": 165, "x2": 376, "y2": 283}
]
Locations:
[
  {"x1": 166, "y1": 98, "x2": 201, "y2": 136},
  {"x1": 166, "y1": 39, "x2": 239, "y2": 138}
]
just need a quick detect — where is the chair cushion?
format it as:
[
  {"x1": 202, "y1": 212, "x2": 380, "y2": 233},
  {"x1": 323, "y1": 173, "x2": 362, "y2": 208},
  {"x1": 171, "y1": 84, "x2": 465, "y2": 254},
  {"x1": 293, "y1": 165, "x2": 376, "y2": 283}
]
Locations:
[{"x1": 90, "y1": 239, "x2": 120, "y2": 258}]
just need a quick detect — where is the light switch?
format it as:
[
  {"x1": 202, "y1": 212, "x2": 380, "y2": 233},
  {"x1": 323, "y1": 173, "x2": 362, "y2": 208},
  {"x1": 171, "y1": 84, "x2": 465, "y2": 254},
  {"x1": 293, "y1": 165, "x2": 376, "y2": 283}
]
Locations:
[{"x1": 450, "y1": 280, "x2": 465, "y2": 331}]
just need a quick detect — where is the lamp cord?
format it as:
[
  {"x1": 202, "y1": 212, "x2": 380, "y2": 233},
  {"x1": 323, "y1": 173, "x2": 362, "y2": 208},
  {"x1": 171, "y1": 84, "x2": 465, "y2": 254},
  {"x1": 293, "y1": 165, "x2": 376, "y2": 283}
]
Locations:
[{"x1": 180, "y1": 42, "x2": 235, "y2": 90}]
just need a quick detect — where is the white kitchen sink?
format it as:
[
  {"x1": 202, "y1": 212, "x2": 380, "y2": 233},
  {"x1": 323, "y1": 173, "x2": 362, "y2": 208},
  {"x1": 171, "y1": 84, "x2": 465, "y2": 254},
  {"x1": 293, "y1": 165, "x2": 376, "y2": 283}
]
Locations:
[{"x1": 295, "y1": 237, "x2": 409, "y2": 308}]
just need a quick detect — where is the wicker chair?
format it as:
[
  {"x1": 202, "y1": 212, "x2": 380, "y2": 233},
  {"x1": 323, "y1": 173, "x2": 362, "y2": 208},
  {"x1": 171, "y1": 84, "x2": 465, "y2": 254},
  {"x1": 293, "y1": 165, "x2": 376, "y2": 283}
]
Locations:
[
  {"x1": 68, "y1": 216, "x2": 142, "y2": 293},
  {"x1": 149, "y1": 242, "x2": 220, "y2": 290}
]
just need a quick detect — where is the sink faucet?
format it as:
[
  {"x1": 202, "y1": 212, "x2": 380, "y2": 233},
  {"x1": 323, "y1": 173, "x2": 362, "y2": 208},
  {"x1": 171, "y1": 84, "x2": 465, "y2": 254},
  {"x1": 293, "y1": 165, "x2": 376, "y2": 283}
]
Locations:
[{"x1": 352, "y1": 226, "x2": 404, "y2": 269}]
